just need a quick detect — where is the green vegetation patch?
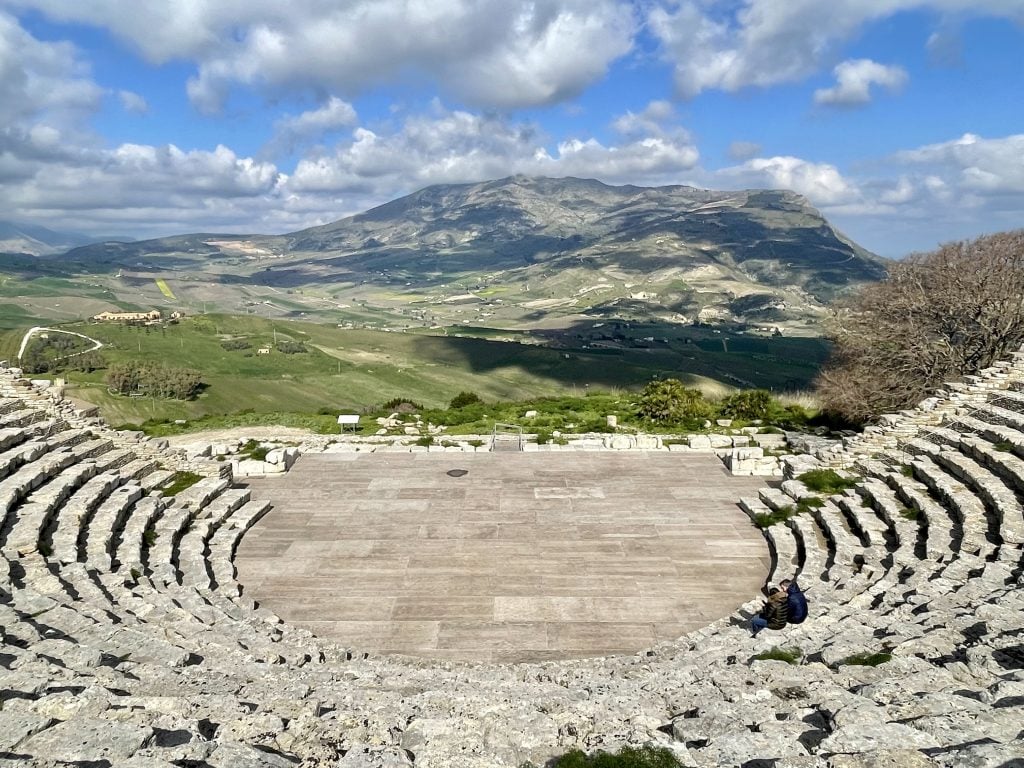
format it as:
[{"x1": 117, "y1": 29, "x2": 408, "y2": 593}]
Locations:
[
  {"x1": 239, "y1": 439, "x2": 270, "y2": 461},
  {"x1": 993, "y1": 440, "x2": 1015, "y2": 452},
  {"x1": 160, "y1": 471, "x2": 203, "y2": 497},
  {"x1": 797, "y1": 468, "x2": 859, "y2": 494},
  {"x1": 754, "y1": 505, "x2": 795, "y2": 528},
  {"x1": 899, "y1": 506, "x2": 920, "y2": 521},
  {"x1": 542, "y1": 744, "x2": 685, "y2": 768},
  {"x1": 753, "y1": 646, "x2": 803, "y2": 665},
  {"x1": 840, "y1": 651, "x2": 892, "y2": 667},
  {"x1": 796, "y1": 496, "x2": 824, "y2": 513}
]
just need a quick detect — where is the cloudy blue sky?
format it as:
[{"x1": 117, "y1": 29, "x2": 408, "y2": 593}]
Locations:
[{"x1": 1, "y1": 1, "x2": 1022, "y2": 257}]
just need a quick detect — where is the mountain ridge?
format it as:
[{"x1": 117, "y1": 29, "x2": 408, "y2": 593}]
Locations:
[{"x1": 52, "y1": 176, "x2": 887, "y2": 333}]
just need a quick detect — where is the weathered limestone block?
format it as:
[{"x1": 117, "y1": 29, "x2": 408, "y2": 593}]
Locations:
[
  {"x1": 0, "y1": 712, "x2": 54, "y2": 751},
  {"x1": 604, "y1": 434, "x2": 634, "y2": 450},
  {"x1": 18, "y1": 719, "x2": 154, "y2": 763},
  {"x1": 818, "y1": 722, "x2": 939, "y2": 753},
  {"x1": 635, "y1": 435, "x2": 662, "y2": 450}
]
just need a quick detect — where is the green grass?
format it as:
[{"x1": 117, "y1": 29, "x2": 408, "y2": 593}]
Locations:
[
  {"x1": 159, "y1": 471, "x2": 203, "y2": 497},
  {"x1": 238, "y1": 439, "x2": 270, "y2": 461},
  {"x1": 840, "y1": 651, "x2": 892, "y2": 667},
  {"x1": 993, "y1": 440, "x2": 1015, "y2": 452},
  {"x1": 752, "y1": 646, "x2": 803, "y2": 664},
  {"x1": 2, "y1": 313, "x2": 829, "y2": 434},
  {"x1": 795, "y1": 496, "x2": 824, "y2": 513},
  {"x1": 754, "y1": 505, "x2": 795, "y2": 528},
  {"x1": 542, "y1": 745, "x2": 685, "y2": 768},
  {"x1": 899, "y1": 506, "x2": 920, "y2": 521},
  {"x1": 797, "y1": 469, "x2": 859, "y2": 494}
]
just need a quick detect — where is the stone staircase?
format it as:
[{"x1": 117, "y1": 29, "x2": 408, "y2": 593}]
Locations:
[{"x1": 0, "y1": 364, "x2": 1022, "y2": 767}]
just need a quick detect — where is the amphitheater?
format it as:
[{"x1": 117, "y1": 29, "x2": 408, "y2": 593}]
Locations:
[{"x1": 0, "y1": 354, "x2": 1023, "y2": 767}]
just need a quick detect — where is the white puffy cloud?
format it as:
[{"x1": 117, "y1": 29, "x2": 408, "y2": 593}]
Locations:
[
  {"x1": 647, "y1": 1, "x2": 1024, "y2": 97},
  {"x1": 894, "y1": 133, "x2": 1024, "y2": 195},
  {"x1": 290, "y1": 104, "x2": 700, "y2": 201},
  {"x1": 265, "y1": 97, "x2": 358, "y2": 156},
  {"x1": 118, "y1": 90, "x2": 148, "y2": 114},
  {"x1": 813, "y1": 59, "x2": 907, "y2": 106},
  {"x1": 11, "y1": 0, "x2": 635, "y2": 112},
  {"x1": 712, "y1": 155, "x2": 858, "y2": 205},
  {"x1": 0, "y1": 10, "x2": 103, "y2": 129}
]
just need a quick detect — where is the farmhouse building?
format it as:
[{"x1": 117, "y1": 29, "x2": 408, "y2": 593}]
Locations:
[{"x1": 92, "y1": 310, "x2": 162, "y2": 322}]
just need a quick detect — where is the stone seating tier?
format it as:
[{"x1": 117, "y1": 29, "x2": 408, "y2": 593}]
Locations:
[{"x1": 0, "y1": 366, "x2": 1022, "y2": 766}]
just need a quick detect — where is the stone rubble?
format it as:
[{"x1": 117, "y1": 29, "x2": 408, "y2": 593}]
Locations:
[{"x1": 0, "y1": 353, "x2": 1022, "y2": 766}]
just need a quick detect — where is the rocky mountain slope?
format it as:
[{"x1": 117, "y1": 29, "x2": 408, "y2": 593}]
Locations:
[{"x1": 57, "y1": 176, "x2": 887, "y2": 332}]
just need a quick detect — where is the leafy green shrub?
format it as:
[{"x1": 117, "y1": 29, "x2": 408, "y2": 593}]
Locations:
[
  {"x1": 797, "y1": 469, "x2": 859, "y2": 494},
  {"x1": 840, "y1": 651, "x2": 892, "y2": 667},
  {"x1": 276, "y1": 340, "x2": 307, "y2": 354},
  {"x1": 467, "y1": 439, "x2": 485, "y2": 448},
  {"x1": 381, "y1": 398, "x2": 423, "y2": 413},
  {"x1": 220, "y1": 339, "x2": 252, "y2": 351},
  {"x1": 753, "y1": 646, "x2": 803, "y2": 665},
  {"x1": 142, "y1": 526, "x2": 158, "y2": 549},
  {"x1": 415, "y1": 435, "x2": 434, "y2": 447},
  {"x1": 720, "y1": 389, "x2": 774, "y2": 420},
  {"x1": 636, "y1": 379, "x2": 710, "y2": 423},
  {"x1": 449, "y1": 391, "x2": 483, "y2": 409},
  {"x1": 535, "y1": 429, "x2": 553, "y2": 445},
  {"x1": 548, "y1": 744, "x2": 685, "y2": 768}
]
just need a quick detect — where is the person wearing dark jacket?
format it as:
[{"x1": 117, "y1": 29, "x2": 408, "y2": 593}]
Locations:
[
  {"x1": 750, "y1": 587, "x2": 789, "y2": 636},
  {"x1": 780, "y1": 579, "x2": 808, "y2": 624}
]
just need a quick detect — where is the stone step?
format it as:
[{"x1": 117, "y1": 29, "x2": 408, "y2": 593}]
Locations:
[
  {"x1": 881, "y1": 469, "x2": 956, "y2": 562},
  {"x1": 84, "y1": 484, "x2": 145, "y2": 571},
  {"x1": 908, "y1": 454, "x2": 996, "y2": 559},
  {"x1": 139, "y1": 468, "x2": 176, "y2": 492},
  {"x1": 785, "y1": 511, "x2": 830, "y2": 584},
  {"x1": 2, "y1": 459, "x2": 96, "y2": 556},
  {"x1": 113, "y1": 496, "x2": 165, "y2": 576},
  {"x1": 856, "y1": 477, "x2": 923, "y2": 565},
  {"x1": 208, "y1": 500, "x2": 272, "y2": 599},
  {"x1": 931, "y1": 441, "x2": 1024, "y2": 546},
  {"x1": 48, "y1": 471, "x2": 124, "y2": 564}
]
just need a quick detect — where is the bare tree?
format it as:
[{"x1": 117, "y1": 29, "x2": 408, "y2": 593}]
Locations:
[{"x1": 817, "y1": 230, "x2": 1024, "y2": 423}]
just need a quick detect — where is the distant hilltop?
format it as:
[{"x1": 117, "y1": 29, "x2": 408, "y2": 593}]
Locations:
[{"x1": 52, "y1": 176, "x2": 890, "y2": 331}]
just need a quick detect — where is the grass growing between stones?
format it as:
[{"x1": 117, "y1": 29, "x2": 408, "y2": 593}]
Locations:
[
  {"x1": 993, "y1": 441, "x2": 1015, "y2": 452},
  {"x1": 796, "y1": 496, "x2": 824, "y2": 512},
  {"x1": 160, "y1": 471, "x2": 203, "y2": 497},
  {"x1": 754, "y1": 505, "x2": 795, "y2": 528},
  {"x1": 238, "y1": 439, "x2": 270, "y2": 461},
  {"x1": 841, "y1": 651, "x2": 892, "y2": 667},
  {"x1": 534, "y1": 745, "x2": 685, "y2": 768},
  {"x1": 797, "y1": 469, "x2": 859, "y2": 494},
  {"x1": 899, "y1": 506, "x2": 920, "y2": 521},
  {"x1": 752, "y1": 646, "x2": 803, "y2": 664}
]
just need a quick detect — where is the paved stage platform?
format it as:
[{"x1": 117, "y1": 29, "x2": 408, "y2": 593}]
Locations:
[{"x1": 236, "y1": 451, "x2": 770, "y2": 662}]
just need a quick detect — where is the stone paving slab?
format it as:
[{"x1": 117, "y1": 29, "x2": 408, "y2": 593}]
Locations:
[{"x1": 237, "y1": 451, "x2": 769, "y2": 662}]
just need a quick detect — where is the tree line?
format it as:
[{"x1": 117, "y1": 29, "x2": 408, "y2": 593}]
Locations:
[{"x1": 105, "y1": 361, "x2": 203, "y2": 400}]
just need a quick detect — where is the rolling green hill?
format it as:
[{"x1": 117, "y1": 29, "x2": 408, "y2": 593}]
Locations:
[{"x1": 4, "y1": 315, "x2": 829, "y2": 426}]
